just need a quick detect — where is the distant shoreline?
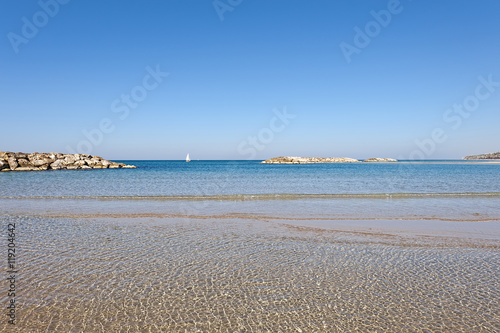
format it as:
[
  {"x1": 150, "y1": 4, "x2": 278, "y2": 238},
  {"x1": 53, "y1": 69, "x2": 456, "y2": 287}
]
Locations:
[
  {"x1": 261, "y1": 156, "x2": 397, "y2": 164},
  {"x1": 464, "y1": 151, "x2": 500, "y2": 160},
  {"x1": 387, "y1": 160, "x2": 500, "y2": 164},
  {"x1": 260, "y1": 156, "x2": 500, "y2": 164}
]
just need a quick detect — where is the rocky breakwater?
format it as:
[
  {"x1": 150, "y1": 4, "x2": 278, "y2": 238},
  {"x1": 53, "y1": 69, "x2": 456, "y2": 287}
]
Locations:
[
  {"x1": 0, "y1": 151, "x2": 137, "y2": 172},
  {"x1": 261, "y1": 156, "x2": 398, "y2": 164},
  {"x1": 363, "y1": 158, "x2": 397, "y2": 162},
  {"x1": 261, "y1": 157, "x2": 360, "y2": 164},
  {"x1": 464, "y1": 151, "x2": 500, "y2": 160}
]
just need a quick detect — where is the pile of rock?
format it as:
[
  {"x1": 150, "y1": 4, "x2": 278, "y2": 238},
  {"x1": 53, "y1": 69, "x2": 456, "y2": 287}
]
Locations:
[
  {"x1": 261, "y1": 156, "x2": 398, "y2": 164},
  {"x1": 0, "y1": 152, "x2": 136, "y2": 172},
  {"x1": 363, "y1": 158, "x2": 397, "y2": 162},
  {"x1": 261, "y1": 157, "x2": 360, "y2": 164}
]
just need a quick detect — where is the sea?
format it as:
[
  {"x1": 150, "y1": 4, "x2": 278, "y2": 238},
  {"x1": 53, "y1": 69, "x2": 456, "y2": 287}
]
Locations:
[
  {"x1": 1, "y1": 160, "x2": 499, "y2": 331},
  {"x1": 2, "y1": 159, "x2": 500, "y2": 197}
]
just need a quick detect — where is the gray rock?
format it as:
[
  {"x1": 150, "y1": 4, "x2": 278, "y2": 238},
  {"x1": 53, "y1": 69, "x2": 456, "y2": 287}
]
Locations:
[
  {"x1": 27, "y1": 153, "x2": 38, "y2": 162},
  {"x1": 17, "y1": 159, "x2": 33, "y2": 168},
  {"x1": 86, "y1": 157, "x2": 101, "y2": 166},
  {"x1": 8, "y1": 157, "x2": 18, "y2": 170},
  {"x1": 64, "y1": 155, "x2": 76, "y2": 164},
  {"x1": 32, "y1": 159, "x2": 49, "y2": 167},
  {"x1": 14, "y1": 152, "x2": 27, "y2": 159},
  {"x1": 0, "y1": 159, "x2": 9, "y2": 170},
  {"x1": 50, "y1": 159, "x2": 65, "y2": 170},
  {"x1": 13, "y1": 166, "x2": 36, "y2": 171}
]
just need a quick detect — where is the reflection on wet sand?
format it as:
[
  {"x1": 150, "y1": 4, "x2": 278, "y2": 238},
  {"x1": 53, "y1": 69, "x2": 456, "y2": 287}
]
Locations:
[{"x1": 2, "y1": 211, "x2": 499, "y2": 332}]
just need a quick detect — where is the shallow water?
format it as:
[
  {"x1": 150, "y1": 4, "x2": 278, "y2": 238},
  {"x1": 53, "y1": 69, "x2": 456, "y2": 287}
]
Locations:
[
  {"x1": 2, "y1": 160, "x2": 499, "y2": 331},
  {"x1": 2, "y1": 212, "x2": 499, "y2": 332}
]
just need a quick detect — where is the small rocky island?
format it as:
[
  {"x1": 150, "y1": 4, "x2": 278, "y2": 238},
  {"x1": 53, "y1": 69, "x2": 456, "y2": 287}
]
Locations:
[
  {"x1": 0, "y1": 151, "x2": 136, "y2": 171},
  {"x1": 261, "y1": 157, "x2": 397, "y2": 164},
  {"x1": 363, "y1": 158, "x2": 398, "y2": 162},
  {"x1": 464, "y1": 151, "x2": 500, "y2": 160}
]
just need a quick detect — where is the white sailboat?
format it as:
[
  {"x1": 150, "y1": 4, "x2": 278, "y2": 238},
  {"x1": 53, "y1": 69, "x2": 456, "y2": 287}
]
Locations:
[{"x1": 186, "y1": 153, "x2": 191, "y2": 162}]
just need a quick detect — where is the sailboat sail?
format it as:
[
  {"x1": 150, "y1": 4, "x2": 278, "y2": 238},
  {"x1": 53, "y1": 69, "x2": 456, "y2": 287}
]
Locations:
[{"x1": 186, "y1": 154, "x2": 191, "y2": 162}]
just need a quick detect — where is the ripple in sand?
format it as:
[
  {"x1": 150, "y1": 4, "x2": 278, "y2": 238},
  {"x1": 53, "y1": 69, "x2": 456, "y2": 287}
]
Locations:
[{"x1": 2, "y1": 215, "x2": 499, "y2": 332}]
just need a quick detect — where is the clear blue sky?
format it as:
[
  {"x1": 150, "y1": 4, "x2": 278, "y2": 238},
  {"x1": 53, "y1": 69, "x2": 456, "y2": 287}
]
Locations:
[{"x1": 1, "y1": 0, "x2": 499, "y2": 160}]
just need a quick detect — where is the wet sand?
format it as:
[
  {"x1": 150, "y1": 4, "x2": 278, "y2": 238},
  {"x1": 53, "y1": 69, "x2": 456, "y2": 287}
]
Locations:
[{"x1": 1, "y1": 198, "x2": 499, "y2": 332}]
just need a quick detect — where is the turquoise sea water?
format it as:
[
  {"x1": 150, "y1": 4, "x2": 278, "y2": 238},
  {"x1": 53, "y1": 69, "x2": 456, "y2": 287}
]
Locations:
[
  {"x1": 1, "y1": 160, "x2": 500, "y2": 197},
  {"x1": 2, "y1": 161, "x2": 499, "y2": 331}
]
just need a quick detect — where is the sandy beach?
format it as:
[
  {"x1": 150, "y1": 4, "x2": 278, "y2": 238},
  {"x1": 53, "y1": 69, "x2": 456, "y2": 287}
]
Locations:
[{"x1": 2, "y1": 196, "x2": 499, "y2": 332}]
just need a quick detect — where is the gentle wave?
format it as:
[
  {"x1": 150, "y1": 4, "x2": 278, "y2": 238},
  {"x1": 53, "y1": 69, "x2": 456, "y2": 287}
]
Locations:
[
  {"x1": 2, "y1": 192, "x2": 500, "y2": 201},
  {"x1": 20, "y1": 212, "x2": 498, "y2": 222}
]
